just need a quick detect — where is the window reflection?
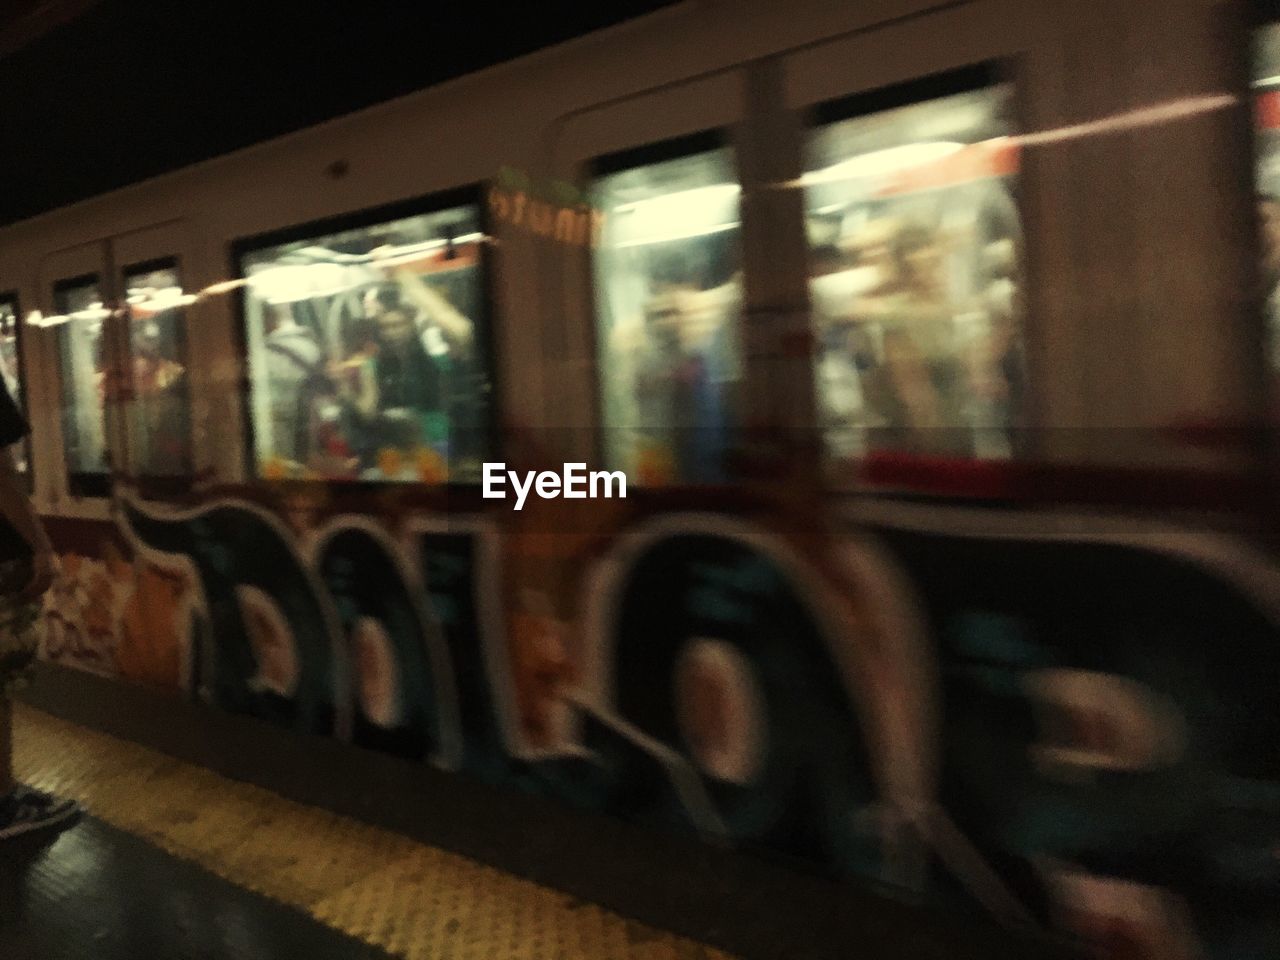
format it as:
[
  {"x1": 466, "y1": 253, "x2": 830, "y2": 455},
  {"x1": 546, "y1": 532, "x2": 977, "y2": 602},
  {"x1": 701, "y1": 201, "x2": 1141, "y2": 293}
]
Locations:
[
  {"x1": 56, "y1": 277, "x2": 110, "y2": 477},
  {"x1": 593, "y1": 147, "x2": 743, "y2": 484},
  {"x1": 240, "y1": 204, "x2": 491, "y2": 483},
  {"x1": 804, "y1": 85, "x2": 1023, "y2": 462},
  {"x1": 124, "y1": 265, "x2": 193, "y2": 479},
  {"x1": 0, "y1": 299, "x2": 27, "y2": 475}
]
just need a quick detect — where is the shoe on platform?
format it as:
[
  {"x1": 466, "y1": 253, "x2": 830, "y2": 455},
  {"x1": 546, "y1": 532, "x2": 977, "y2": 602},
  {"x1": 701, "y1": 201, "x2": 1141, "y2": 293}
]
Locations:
[{"x1": 0, "y1": 785, "x2": 80, "y2": 840}]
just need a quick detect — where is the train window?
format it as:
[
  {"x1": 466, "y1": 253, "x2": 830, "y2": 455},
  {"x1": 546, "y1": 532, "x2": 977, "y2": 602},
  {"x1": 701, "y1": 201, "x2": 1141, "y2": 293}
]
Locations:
[
  {"x1": 1255, "y1": 25, "x2": 1280, "y2": 370},
  {"x1": 0, "y1": 296, "x2": 29, "y2": 477},
  {"x1": 803, "y1": 81, "x2": 1022, "y2": 464},
  {"x1": 123, "y1": 262, "x2": 194, "y2": 480},
  {"x1": 592, "y1": 142, "x2": 743, "y2": 485},
  {"x1": 55, "y1": 275, "x2": 111, "y2": 488},
  {"x1": 238, "y1": 199, "x2": 492, "y2": 484}
]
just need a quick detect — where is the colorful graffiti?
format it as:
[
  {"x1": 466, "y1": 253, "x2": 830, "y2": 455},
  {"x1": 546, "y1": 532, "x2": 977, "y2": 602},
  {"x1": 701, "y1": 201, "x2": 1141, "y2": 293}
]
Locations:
[
  {"x1": 41, "y1": 544, "x2": 192, "y2": 686},
  {"x1": 35, "y1": 490, "x2": 1280, "y2": 959},
  {"x1": 488, "y1": 166, "x2": 604, "y2": 247}
]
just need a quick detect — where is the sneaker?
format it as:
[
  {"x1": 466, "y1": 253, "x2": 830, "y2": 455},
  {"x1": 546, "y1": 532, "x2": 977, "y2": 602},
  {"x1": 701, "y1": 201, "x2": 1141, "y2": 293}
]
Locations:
[{"x1": 0, "y1": 785, "x2": 80, "y2": 840}]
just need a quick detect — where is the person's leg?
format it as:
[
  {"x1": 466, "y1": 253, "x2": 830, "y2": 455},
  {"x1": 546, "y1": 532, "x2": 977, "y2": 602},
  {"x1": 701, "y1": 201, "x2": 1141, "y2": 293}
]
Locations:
[{"x1": 0, "y1": 693, "x2": 79, "y2": 840}]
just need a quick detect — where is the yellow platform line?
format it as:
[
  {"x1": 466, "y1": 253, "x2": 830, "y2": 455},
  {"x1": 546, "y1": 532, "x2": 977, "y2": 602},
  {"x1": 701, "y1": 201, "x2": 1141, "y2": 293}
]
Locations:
[{"x1": 13, "y1": 703, "x2": 734, "y2": 960}]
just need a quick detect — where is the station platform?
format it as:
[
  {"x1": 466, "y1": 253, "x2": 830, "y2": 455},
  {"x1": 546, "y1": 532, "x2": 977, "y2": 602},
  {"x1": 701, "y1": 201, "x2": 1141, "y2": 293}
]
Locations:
[
  {"x1": 1, "y1": 667, "x2": 1064, "y2": 960},
  {"x1": 3, "y1": 704, "x2": 730, "y2": 960}
]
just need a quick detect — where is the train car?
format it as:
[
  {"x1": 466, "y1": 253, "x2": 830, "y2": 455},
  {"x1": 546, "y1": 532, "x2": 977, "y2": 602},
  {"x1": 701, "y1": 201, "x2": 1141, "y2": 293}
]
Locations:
[{"x1": 2, "y1": 0, "x2": 1279, "y2": 956}]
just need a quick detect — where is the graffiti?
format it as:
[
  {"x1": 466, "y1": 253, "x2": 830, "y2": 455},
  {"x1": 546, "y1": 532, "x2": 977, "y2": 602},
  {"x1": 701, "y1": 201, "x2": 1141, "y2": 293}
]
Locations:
[
  {"x1": 310, "y1": 517, "x2": 459, "y2": 766},
  {"x1": 119, "y1": 498, "x2": 351, "y2": 736},
  {"x1": 35, "y1": 490, "x2": 1280, "y2": 960},
  {"x1": 488, "y1": 166, "x2": 604, "y2": 247},
  {"x1": 40, "y1": 545, "x2": 193, "y2": 686},
  {"x1": 846, "y1": 500, "x2": 1280, "y2": 958},
  {"x1": 579, "y1": 516, "x2": 905, "y2": 873}
]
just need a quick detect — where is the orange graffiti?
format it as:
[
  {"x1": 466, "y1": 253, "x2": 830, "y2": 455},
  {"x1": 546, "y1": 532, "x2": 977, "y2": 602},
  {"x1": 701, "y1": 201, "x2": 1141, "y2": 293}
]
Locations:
[{"x1": 115, "y1": 562, "x2": 189, "y2": 688}]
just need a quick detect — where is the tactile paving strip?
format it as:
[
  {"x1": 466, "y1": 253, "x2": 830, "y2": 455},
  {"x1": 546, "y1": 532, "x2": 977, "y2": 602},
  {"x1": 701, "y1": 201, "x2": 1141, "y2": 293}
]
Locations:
[{"x1": 13, "y1": 704, "x2": 734, "y2": 960}]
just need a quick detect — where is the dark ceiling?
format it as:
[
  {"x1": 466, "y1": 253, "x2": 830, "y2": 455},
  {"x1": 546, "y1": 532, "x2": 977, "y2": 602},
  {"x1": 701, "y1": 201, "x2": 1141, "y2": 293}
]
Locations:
[{"x1": 0, "y1": 0, "x2": 681, "y2": 227}]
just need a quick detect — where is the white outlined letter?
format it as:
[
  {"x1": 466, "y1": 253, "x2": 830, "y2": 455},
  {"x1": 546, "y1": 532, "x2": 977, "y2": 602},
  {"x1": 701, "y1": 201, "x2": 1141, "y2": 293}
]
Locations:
[{"x1": 482, "y1": 462, "x2": 506, "y2": 499}]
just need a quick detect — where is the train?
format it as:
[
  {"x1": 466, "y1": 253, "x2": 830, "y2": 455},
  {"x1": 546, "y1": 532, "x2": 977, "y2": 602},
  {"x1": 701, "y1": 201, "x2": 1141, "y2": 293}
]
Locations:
[{"x1": 2, "y1": 0, "x2": 1279, "y2": 956}]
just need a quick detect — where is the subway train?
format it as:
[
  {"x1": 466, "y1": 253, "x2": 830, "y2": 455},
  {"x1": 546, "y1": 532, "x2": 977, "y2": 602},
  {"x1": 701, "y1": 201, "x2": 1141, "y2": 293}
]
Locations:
[{"x1": 2, "y1": 0, "x2": 1280, "y2": 956}]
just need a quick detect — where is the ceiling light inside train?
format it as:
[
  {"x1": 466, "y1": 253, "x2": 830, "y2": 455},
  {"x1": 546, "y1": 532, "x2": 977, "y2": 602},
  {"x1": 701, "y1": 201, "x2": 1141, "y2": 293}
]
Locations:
[
  {"x1": 801, "y1": 141, "x2": 965, "y2": 186},
  {"x1": 127, "y1": 286, "x2": 194, "y2": 311},
  {"x1": 71, "y1": 304, "x2": 112, "y2": 322},
  {"x1": 372, "y1": 232, "x2": 486, "y2": 268},
  {"x1": 608, "y1": 183, "x2": 740, "y2": 247},
  {"x1": 25, "y1": 310, "x2": 62, "y2": 328},
  {"x1": 247, "y1": 262, "x2": 375, "y2": 304}
]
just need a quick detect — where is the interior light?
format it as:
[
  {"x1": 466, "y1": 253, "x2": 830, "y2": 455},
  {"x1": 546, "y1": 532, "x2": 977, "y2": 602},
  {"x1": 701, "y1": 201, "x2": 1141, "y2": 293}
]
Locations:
[
  {"x1": 612, "y1": 183, "x2": 739, "y2": 215},
  {"x1": 606, "y1": 183, "x2": 740, "y2": 247},
  {"x1": 249, "y1": 262, "x2": 373, "y2": 304},
  {"x1": 142, "y1": 286, "x2": 194, "y2": 310},
  {"x1": 68, "y1": 306, "x2": 111, "y2": 322},
  {"x1": 369, "y1": 232, "x2": 486, "y2": 267},
  {"x1": 801, "y1": 142, "x2": 965, "y2": 187},
  {"x1": 611, "y1": 222, "x2": 739, "y2": 249},
  {"x1": 246, "y1": 233, "x2": 486, "y2": 302},
  {"x1": 280, "y1": 233, "x2": 485, "y2": 270}
]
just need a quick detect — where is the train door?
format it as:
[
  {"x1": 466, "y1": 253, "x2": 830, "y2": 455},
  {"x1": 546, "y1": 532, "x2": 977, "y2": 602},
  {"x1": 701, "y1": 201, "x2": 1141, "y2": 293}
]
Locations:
[
  {"x1": 548, "y1": 68, "x2": 747, "y2": 486},
  {"x1": 38, "y1": 221, "x2": 200, "y2": 516},
  {"x1": 110, "y1": 221, "x2": 199, "y2": 497},
  {"x1": 732, "y1": 0, "x2": 1045, "y2": 923},
  {"x1": 39, "y1": 238, "x2": 119, "y2": 515},
  {"x1": 541, "y1": 47, "x2": 926, "y2": 895}
]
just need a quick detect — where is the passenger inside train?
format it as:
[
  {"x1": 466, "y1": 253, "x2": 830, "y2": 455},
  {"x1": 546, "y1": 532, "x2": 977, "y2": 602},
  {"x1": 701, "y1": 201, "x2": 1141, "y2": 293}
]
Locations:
[
  {"x1": 0, "y1": 300, "x2": 25, "y2": 477},
  {"x1": 593, "y1": 145, "x2": 744, "y2": 484},
  {"x1": 241, "y1": 205, "x2": 490, "y2": 483},
  {"x1": 802, "y1": 84, "x2": 1023, "y2": 464},
  {"x1": 55, "y1": 278, "x2": 112, "y2": 482},
  {"x1": 124, "y1": 266, "x2": 193, "y2": 479}
]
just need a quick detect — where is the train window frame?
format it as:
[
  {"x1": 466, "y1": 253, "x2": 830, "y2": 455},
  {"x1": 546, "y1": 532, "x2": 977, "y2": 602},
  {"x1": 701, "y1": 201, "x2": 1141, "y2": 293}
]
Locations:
[
  {"x1": 587, "y1": 127, "x2": 745, "y2": 488},
  {"x1": 797, "y1": 59, "x2": 1030, "y2": 493},
  {"x1": 0, "y1": 290, "x2": 32, "y2": 490},
  {"x1": 53, "y1": 270, "x2": 113, "y2": 500},
  {"x1": 120, "y1": 254, "x2": 196, "y2": 497},
  {"x1": 230, "y1": 183, "x2": 501, "y2": 491}
]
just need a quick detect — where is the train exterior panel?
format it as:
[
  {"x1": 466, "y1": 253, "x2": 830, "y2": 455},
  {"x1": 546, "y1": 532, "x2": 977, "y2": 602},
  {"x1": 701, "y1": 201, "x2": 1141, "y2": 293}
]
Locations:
[{"x1": 2, "y1": 1, "x2": 1278, "y2": 957}]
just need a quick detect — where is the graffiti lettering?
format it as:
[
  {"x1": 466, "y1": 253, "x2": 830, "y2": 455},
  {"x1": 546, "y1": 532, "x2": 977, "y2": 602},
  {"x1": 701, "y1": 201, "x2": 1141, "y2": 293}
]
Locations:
[
  {"x1": 120, "y1": 499, "x2": 347, "y2": 736},
  {"x1": 37, "y1": 493, "x2": 1280, "y2": 958},
  {"x1": 311, "y1": 519, "x2": 460, "y2": 766},
  {"x1": 488, "y1": 167, "x2": 603, "y2": 247}
]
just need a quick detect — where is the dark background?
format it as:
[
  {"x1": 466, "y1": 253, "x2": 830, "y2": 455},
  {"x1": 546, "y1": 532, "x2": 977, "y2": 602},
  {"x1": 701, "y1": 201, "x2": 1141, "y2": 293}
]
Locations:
[{"x1": 0, "y1": 0, "x2": 680, "y2": 227}]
